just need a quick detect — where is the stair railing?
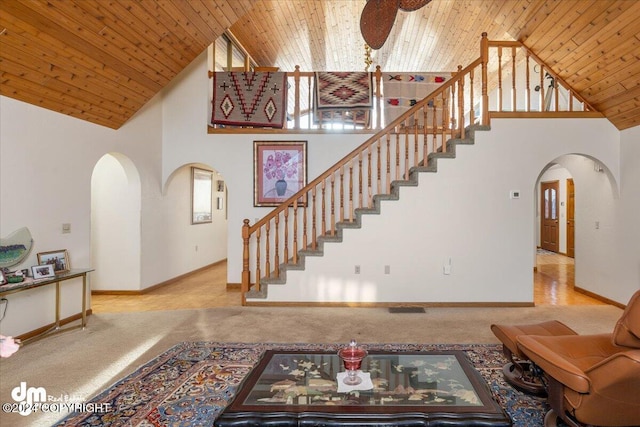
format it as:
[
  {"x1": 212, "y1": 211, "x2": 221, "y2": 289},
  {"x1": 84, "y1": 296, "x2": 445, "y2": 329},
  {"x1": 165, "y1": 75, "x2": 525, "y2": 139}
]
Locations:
[{"x1": 240, "y1": 33, "x2": 600, "y2": 304}]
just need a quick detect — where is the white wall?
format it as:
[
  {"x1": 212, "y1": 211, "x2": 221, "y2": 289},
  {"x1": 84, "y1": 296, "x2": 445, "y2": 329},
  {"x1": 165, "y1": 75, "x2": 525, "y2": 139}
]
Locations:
[
  {"x1": 1, "y1": 95, "x2": 162, "y2": 336},
  {"x1": 91, "y1": 153, "x2": 142, "y2": 291},
  {"x1": 0, "y1": 55, "x2": 222, "y2": 335},
  {"x1": 256, "y1": 119, "x2": 626, "y2": 304},
  {"x1": 617, "y1": 126, "x2": 640, "y2": 301},
  {"x1": 567, "y1": 126, "x2": 640, "y2": 303}
]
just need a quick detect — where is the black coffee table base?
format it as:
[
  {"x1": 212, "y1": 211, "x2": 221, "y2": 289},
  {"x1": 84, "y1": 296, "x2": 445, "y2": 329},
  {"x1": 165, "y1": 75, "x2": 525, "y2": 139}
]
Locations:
[{"x1": 216, "y1": 411, "x2": 511, "y2": 426}]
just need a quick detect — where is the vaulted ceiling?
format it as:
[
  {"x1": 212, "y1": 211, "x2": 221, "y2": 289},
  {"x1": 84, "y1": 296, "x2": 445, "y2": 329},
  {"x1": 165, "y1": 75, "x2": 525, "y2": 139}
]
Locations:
[{"x1": 1, "y1": 0, "x2": 638, "y2": 130}]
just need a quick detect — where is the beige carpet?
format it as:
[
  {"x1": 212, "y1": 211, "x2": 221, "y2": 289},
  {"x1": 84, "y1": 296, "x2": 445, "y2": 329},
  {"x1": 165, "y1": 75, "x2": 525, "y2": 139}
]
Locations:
[{"x1": 0, "y1": 304, "x2": 623, "y2": 427}]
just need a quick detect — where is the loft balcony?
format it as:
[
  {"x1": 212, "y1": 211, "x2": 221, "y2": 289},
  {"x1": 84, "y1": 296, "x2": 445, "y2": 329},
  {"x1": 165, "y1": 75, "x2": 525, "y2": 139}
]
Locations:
[{"x1": 208, "y1": 34, "x2": 602, "y2": 137}]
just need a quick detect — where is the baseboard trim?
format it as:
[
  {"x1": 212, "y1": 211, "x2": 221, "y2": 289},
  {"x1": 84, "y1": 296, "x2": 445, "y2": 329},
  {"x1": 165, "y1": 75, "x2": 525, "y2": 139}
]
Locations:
[
  {"x1": 244, "y1": 301, "x2": 534, "y2": 308},
  {"x1": 574, "y1": 286, "x2": 626, "y2": 309},
  {"x1": 16, "y1": 309, "x2": 93, "y2": 342},
  {"x1": 226, "y1": 282, "x2": 241, "y2": 290},
  {"x1": 92, "y1": 259, "x2": 227, "y2": 295}
]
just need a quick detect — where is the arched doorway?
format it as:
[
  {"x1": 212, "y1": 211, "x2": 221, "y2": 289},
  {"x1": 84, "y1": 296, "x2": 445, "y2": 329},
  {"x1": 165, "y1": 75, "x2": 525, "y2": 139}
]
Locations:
[
  {"x1": 536, "y1": 164, "x2": 574, "y2": 256},
  {"x1": 533, "y1": 154, "x2": 618, "y2": 305},
  {"x1": 91, "y1": 153, "x2": 141, "y2": 291}
]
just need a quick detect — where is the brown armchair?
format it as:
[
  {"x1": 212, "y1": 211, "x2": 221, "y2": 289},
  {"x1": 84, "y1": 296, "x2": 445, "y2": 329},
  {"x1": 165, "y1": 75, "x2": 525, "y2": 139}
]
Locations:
[{"x1": 517, "y1": 290, "x2": 640, "y2": 427}]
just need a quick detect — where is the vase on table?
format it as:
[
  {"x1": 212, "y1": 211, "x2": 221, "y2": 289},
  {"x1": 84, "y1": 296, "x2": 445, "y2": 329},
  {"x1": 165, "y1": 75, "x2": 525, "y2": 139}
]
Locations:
[{"x1": 275, "y1": 179, "x2": 287, "y2": 196}]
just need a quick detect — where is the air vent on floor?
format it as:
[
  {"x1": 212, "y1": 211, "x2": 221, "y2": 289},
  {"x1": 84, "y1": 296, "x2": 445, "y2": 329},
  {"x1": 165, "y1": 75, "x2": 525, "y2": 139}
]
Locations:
[{"x1": 388, "y1": 307, "x2": 426, "y2": 313}]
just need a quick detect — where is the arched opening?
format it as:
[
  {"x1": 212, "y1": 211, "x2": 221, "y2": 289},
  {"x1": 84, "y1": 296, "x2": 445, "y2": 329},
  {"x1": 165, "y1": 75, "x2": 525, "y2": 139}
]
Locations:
[
  {"x1": 533, "y1": 154, "x2": 617, "y2": 304},
  {"x1": 162, "y1": 163, "x2": 228, "y2": 274},
  {"x1": 91, "y1": 153, "x2": 142, "y2": 291}
]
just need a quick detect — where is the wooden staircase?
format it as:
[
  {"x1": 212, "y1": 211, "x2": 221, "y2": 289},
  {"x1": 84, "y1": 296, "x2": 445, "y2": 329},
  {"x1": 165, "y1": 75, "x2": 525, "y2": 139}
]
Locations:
[
  {"x1": 246, "y1": 124, "x2": 490, "y2": 300},
  {"x1": 240, "y1": 33, "x2": 600, "y2": 305}
]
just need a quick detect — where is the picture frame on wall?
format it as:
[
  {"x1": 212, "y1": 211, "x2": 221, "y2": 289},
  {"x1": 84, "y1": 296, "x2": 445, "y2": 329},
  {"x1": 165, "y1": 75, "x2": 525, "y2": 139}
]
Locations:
[
  {"x1": 37, "y1": 249, "x2": 70, "y2": 273},
  {"x1": 254, "y1": 141, "x2": 307, "y2": 207},
  {"x1": 192, "y1": 167, "x2": 213, "y2": 224},
  {"x1": 31, "y1": 264, "x2": 55, "y2": 280}
]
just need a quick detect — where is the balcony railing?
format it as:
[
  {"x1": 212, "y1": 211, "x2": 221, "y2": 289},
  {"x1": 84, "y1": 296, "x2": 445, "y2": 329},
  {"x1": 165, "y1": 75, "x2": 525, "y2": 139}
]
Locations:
[{"x1": 209, "y1": 33, "x2": 600, "y2": 135}]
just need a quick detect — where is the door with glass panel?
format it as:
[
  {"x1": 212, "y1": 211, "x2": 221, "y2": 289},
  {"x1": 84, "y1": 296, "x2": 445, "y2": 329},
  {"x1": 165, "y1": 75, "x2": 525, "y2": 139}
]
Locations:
[{"x1": 541, "y1": 180, "x2": 559, "y2": 253}]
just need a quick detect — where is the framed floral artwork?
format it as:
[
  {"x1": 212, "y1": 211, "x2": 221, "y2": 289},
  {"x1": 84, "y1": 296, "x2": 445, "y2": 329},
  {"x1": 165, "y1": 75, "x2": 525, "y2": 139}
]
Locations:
[{"x1": 254, "y1": 141, "x2": 307, "y2": 207}]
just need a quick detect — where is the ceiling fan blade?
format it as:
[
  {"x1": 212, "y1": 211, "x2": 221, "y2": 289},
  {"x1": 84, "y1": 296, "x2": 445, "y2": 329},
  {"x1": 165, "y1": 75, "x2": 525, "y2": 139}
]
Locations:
[
  {"x1": 399, "y1": 0, "x2": 432, "y2": 12},
  {"x1": 360, "y1": 0, "x2": 400, "y2": 50}
]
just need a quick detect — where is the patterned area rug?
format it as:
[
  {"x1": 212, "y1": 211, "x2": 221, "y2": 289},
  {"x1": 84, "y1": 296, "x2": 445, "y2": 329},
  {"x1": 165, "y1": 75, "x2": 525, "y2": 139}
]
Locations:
[
  {"x1": 211, "y1": 72, "x2": 287, "y2": 128},
  {"x1": 57, "y1": 342, "x2": 548, "y2": 426}
]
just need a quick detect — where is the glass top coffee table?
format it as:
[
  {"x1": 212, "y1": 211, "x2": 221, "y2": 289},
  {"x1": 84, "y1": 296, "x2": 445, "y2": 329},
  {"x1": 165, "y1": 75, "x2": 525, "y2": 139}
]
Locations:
[{"x1": 215, "y1": 350, "x2": 511, "y2": 426}]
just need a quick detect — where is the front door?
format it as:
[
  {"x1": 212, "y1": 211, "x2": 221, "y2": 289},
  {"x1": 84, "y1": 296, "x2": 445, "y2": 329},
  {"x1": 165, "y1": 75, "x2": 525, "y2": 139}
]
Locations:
[
  {"x1": 541, "y1": 180, "x2": 559, "y2": 253},
  {"x1": 566, "y1": 178, "x2": 575, "y2": 258}
]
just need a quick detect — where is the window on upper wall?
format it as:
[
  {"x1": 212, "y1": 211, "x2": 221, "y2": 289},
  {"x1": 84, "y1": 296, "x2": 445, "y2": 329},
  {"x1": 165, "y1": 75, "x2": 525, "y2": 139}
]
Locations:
[
  {"x1": 231, "y1": 43, "x2": 245, "y2": 69},
  {"x1": 213, "y1": 33, "x2": 256, "y2": 71},
  {"x1": 214, "y1": 36, "x2": 229, "y2": 72}
]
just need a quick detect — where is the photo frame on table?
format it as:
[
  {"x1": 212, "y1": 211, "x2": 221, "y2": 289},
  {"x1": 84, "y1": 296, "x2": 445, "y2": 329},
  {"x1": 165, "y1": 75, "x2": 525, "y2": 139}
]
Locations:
[
  {"x1": 31, "y1": 264, "x2": 55, "y2": 280},
  {"x1": 191, "y1": 167, "x2": 213, "y2": 224},
  {"x1": 254, "y1": 141, "x2": 307, "y2": 207},
  {"x1": 37, "y1": 249, "x2": 70, "y2": 273}
]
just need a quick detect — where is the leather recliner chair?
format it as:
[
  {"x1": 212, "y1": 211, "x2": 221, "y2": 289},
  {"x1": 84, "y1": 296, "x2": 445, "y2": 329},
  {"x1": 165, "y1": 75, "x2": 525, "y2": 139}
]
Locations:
[{"x1": 517, "y1": 290, "x2": 640, "y2": 427}]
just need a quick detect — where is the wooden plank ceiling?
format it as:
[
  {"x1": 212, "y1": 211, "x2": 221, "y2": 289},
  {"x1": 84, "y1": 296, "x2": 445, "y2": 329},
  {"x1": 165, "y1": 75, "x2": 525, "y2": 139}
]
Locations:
[{"x1": 1, "y1": 0, "x2": 638, "y2": 130}]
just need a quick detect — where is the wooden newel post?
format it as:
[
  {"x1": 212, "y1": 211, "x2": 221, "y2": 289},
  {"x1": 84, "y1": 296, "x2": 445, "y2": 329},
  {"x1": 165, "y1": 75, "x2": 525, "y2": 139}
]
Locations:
[
  {"x1": 241, "y1": 219, "x2": 251, "y2": 302},
  {"x1": 480, "y1": 32, "x2": 489, "y2": 126}
]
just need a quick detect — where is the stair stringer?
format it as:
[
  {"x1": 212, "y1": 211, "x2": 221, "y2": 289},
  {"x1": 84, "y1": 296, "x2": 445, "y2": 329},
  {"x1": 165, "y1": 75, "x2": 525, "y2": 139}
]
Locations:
[{"x1": 245, "y1": 125, "x2": 491, "y2": 301}]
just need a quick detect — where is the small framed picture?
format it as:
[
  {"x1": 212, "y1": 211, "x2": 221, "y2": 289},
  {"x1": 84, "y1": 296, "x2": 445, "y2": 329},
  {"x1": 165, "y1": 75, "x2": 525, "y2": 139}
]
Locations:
[
  {"x1": 0, "y1": 269, "x2": 6, "y2": 285},
  {"x1": 31, "y1": 264, "x2": 55, "y2": 280},
  {"x1": 37, "y1": 249, "x2": 70, "y2": 273}
]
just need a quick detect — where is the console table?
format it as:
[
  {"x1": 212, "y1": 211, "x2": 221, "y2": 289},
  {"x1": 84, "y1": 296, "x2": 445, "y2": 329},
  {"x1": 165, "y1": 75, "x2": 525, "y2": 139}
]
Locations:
[
  {"x1": 0, "y1": 268, "x2": 93, "y2": 342},
  {"x1": 215, "y1": 350, "x2": 511, "y2": 426}
]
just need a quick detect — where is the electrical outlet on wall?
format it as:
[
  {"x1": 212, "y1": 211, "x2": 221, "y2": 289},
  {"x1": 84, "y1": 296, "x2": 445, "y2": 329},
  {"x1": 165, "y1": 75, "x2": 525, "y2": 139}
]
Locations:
[{"x1": 443, "y1": 258, "x2": 452, "y2": 275}]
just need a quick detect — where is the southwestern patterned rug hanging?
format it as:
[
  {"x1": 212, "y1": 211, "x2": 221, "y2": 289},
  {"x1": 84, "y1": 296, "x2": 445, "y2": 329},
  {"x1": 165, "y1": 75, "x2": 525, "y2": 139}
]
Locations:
[
  {"x1": 383, "y1": 73, "x2": 449, "y2": 127},
  {"x1": 314, "y1": 72, "x2": 373, "y2": 125},
  {"x1": 57, "y1": 342, "x2": 548, "y2": 426},
  {"x1": 211, "y1": 72, "x2": 287, "y2": 128}
]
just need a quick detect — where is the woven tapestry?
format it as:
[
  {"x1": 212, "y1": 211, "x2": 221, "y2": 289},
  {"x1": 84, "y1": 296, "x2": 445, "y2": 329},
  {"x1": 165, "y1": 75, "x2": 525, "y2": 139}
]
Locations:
[
  {"x1": 383, "y1": 73, "x2": 448, "y2": 127},
  {"x1": 211, "y1": 72, "x2": 287, "y2": 128},
  {"x1": 315, "y1": 72, "x2": 373, "y2": 109},
  {"x1": 314, "y1": 72, "x2": 372, "y2": 125}
]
